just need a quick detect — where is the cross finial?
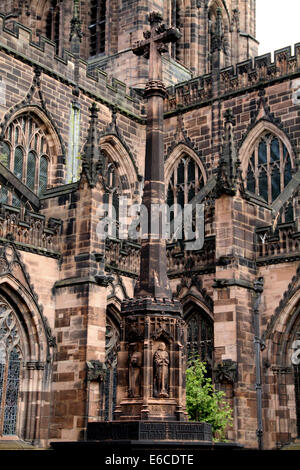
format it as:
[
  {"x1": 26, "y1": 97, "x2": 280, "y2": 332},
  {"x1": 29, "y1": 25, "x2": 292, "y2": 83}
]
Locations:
[{"x1": 132, "y1": 12, "x2": 181, "y2": 84}]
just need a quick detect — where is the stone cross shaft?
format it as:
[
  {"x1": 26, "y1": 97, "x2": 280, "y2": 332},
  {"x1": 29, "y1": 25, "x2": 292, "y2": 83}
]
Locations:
[
  {"x1": 133, "y1": 12, "x2": 181, "y2": 83},
  {"x1": 131, "y1": 13, "x2": 181, "y2": 299}
]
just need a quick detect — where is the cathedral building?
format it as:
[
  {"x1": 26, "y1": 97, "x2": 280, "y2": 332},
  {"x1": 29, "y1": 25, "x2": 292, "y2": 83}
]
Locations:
[{"x1": 0, "y1": 0, "x2": 299, "y2": 450}]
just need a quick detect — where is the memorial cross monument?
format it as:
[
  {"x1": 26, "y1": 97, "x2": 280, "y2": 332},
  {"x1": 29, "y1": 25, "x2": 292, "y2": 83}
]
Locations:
[
  {"x1": 86, "y1": 14, "x2": 212, "y2": 444},
  {"x1": 114, "y1": 12, "x2": 187, "y2": 423}
]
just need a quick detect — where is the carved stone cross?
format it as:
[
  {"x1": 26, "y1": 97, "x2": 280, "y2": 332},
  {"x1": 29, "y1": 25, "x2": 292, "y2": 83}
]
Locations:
[{"x1": 132, "y1": 12, "x2": 181, "y2": 83}]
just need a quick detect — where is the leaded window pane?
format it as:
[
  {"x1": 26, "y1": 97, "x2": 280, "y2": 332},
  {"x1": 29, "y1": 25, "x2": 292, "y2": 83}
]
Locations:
[
  {"x1": 259, "y1": 169, "x2": 268, "y2": 202},
  {"x1": 285, "y1": 203, "x2": 294, "y2": 223},
  {"x1": 177, "y1": 188, "x2": 184, "y2": 209},
  {"x1": 26, "y1": 151, "x2": 36, "y2": 191},
  {"x1": 12, "y1": 195, "x2": 21, "y2": 208},
  {"x1": 0, "y1": 299, "x2": 22, "y2": 436},
  {"x1": 3, "y1": 348, "x2": 20, "y2": 435},
  {"x1": 0, "y1": 187, "x2": 8, "y2": 204},
  {"x1": 167, "y1": 183, "x2": 174, "y2": 214},
  {"x1": 14, "y1": 147, "x2": 23, "y2": 180},
  {"x1": 270, "y1": 138, "x2": 280, "y2": 162},
  {"x1": 188, "y1": 159, "x2": 195, "y2": 183},
  {"x1": 0, "y1": 142, "x2": 10, "y2": 168},
  {"x1": 177, "y1": 160, "x2": 185, "y2": 185},
  {"x1": 271, "y1": 167, "x2": 280, "y2": 201},
  {"x1": 284, "y1": 156, "x2": 292, "y2": 187},
  {"x1": 247, "y1": 167, "x2": 255, "y2": 193},
  {"x1": 258, "y1": 140, "x2": 267, "y2": 165},
  {"x1": 39, "y1": 156, "x2": 48, "y2": 194},
  {"x1": 188, "y1": 186, "x2": 195, "y2": 202}
]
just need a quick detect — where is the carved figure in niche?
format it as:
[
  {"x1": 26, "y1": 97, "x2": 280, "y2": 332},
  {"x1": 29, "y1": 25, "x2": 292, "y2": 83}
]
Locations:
[
  {"x1": 128, "y1": 344, "x2": 142, "y2": 397},
  {"x1": 153, "y1": 342, "x2": 169, "y2": 398}
]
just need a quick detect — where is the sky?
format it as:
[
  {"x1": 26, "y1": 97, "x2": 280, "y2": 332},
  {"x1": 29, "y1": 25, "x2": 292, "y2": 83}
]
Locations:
[{"x1": 256, "y1": 0, "x2": 300, "y2": 56}]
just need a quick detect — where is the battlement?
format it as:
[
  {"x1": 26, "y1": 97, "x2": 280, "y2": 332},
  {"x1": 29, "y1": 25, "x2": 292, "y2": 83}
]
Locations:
[
  {"x1": 0, "y1": 14, "x2": 144, "y2": 118},
  {"x1": 165, "y1": 44, "x2": 300, "y2": 113}
]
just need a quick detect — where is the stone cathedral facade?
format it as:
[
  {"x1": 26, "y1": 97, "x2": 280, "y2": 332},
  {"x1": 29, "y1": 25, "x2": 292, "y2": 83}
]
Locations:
[{"x1": 0, "y1": 0, "x2": 299, "y2": 450}]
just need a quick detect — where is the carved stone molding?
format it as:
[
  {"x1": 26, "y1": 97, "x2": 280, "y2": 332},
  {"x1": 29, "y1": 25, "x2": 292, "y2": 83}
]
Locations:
[{"x1": 86, "y1": 360, "x2": 106, "y2": 381}]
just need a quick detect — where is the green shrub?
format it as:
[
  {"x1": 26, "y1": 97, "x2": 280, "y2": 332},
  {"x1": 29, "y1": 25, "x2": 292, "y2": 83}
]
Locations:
[{"x1": 186, "y1": 358, "x2": 233, "y2": 441}]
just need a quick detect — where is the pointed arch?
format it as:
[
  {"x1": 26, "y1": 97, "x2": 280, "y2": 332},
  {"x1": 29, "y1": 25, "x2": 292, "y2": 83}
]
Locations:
[
  {"x1": 100, "y1": 134, "x2": 139, "y2": 200},
  {"x1": 165, "y1": 143, "x2": 207, "y2": 188},
  {"x1": 0, "y1": 275, "x2": 53, "y2": 443},
  {"x1": 182, "y1": 296, "x2": 214, "y2": 375},
  {"x1": 0, "y1": 105, "x2": 65, "y2": 193},
  {"x1": 239, "y1": 120, "x2": 296, "y2": 218},
  {"x1": 0, "y1": 275, "x2": 51, "y2": 362},
  {"x1": 264, "y1": 267, "x2": 300, "y2": 367},
  {"x1": 239, "y1": 120, "x2": 296, "y2": 176}
]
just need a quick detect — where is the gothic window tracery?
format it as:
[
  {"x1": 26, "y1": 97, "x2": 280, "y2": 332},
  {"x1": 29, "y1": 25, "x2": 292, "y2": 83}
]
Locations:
[
  {"x1": 246, "y1": 132, "x2": 294, "y2": 221},
  {"x1": 185, "y1": 306, "x2": 213, "y2": 377},
  {"x1": 0, "y1": 114, "x2": 50, "y2": 206},
  {"x1": 89, "y1": 0, "x2": 106, "y2": 57},
  {"x1": 0, "y1": 298, "x2": 22, "y2": 436},
  {"x1": 103, "y1": 315, "x2": 119, "y2": 421},
  {"x1": 167, "y1": 155, "x2": 204, "y2": 208},
  {"x1": 167, "y1": 155, "x2": 204, "y2": 236}
]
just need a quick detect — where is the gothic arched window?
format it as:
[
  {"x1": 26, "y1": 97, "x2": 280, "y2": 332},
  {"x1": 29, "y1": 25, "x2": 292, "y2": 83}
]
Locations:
[
  {"x1": 103, "y1": 315, "x2": 119, "y2": 421},
  {"x1": 246, "y1": 133, "x2": 293, "y2": 220},
  {"x1": 89, "y1": 0, "x2": 106, "y2": 57},
  {"x1": 0, "y1": 298, "x2": 23, "y2": 436},
  {"x1": 185, "y1": 306, "x2": 214, "y2": 376},
  {"x1": 167, "y1": 155, "x2": 204, "y2": 236},
  {"x1": 46, "y1": 0, "x2": 61, "y2": 55},
  {"x1": 167, "y1": 155, "x2": 204, "y2": 209},
  {"x1": 1, "y1": 114, "x2": 50, "y2": 205}
]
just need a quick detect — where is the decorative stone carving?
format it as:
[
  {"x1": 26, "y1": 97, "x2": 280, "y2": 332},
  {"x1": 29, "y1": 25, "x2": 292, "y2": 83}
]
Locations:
[
  {"x1": 128, "y1": 344, "x2": 142, "y2": 398},
  {"x1": 291, "y1": 332, "x2": 300, "y2": 366},
  {"x1": 153, "y1": 342, "x2": 169, "y2": 398},
  {"x1": 87, "y1": 360, "x2": 106, "y2": 381},
  {"x1": 214, "y1": 359, "x2": 238, "y2": 384}
]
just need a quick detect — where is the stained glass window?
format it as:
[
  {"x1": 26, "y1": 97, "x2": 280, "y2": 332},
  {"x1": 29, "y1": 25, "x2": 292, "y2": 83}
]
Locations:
[
  {"x1": 186, "y1": 307, "x2": 213, "y2": 377},
  {"x1": 246, "y1": 133, "x2": 294, "y2": 220},
  {"x1": 89, "y1": 0, "x2": 106, "y2": 57},
  {"x1": 1, "y1": 114, "x2": 50, "y2": 205},
  {"x1": 0, "y1": 299, "x2": 22, "y2": 436}
]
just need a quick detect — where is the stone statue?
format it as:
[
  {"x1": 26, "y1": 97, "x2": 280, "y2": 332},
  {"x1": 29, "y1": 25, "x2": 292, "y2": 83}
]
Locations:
[
  {"x1": 291, "y1": 333, "x2": 300, "y2": 366},
  {"x1": 153, "y1": 342, "x2": 169, "y2": 398},
  {"x1": 128, "y1": 347, "x2": 142, "y2": 397}
]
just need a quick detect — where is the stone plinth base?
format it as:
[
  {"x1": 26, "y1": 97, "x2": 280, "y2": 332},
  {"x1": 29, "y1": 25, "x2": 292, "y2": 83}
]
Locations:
[{"x1": 87, "y1": 421, "x2": 212, "y2": 442}]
